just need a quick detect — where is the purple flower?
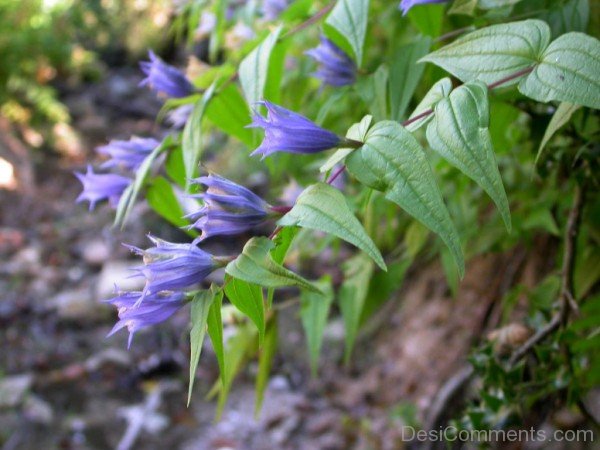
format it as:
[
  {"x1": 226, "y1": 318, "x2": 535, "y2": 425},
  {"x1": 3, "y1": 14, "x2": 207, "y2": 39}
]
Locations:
[
  {"x1": 139, "y1": 50, "x2": 194, "y2": 98},
  {"x1": 126, "y1": 236, "x2": 218, "y2": 298},
  {"x1": 96, "y1": 136, "x2": 160, "y2": 170},
  {"x1": 74, "y1": 165, "x2": 131, "y2": 211},
  {"x1": 186, "y1": 174, "x2": 269, "y2": 241},
  {"x1": 166, "y1": 104, "x2": 194, "y2": 129},
  {"x1": 399, "y1": 0, "x2": 448, "y2": 15},
  {"x1": 249, "y1": 101, "x2": 342, "y2": 158},
  {"x1": 105, "y1": 290, "x2": 186, "y2": 348},
  {"x1": 263, "y1": 0, "x2": 290, "y2": 20},
  {"x1": 306, "y1": 36, "x2": 357, "y2": 87}
]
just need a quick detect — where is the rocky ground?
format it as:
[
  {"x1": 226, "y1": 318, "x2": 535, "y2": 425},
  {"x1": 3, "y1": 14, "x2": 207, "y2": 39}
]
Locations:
[{"x1": 0, "y1": 71, "x2": 596, "y2": 450}]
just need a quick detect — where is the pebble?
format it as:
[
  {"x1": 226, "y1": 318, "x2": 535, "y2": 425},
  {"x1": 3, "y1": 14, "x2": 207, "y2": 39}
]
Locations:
[{"x1": 95, "y1": 261, "x2": 144, "y2": 299}]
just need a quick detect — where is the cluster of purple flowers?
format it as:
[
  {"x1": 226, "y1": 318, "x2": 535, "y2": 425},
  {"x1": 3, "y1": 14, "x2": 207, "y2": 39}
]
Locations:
[
  {"x1": 76, "y1": 7, "x2": 390, "y2": 347},
  {"x1": 75, "y1": 51, "x2": 195, "y2": 211}
]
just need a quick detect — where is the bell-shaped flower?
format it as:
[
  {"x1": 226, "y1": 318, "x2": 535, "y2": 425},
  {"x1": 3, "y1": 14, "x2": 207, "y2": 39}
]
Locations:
[
  {"x1": 74, "y1": 165, "x2": 131, "y2": 211},
  {"x1": 126, "y1": 236, "x2": 219, "y2": 299},
  {"x1": 399, "y1": 0, "x2": 448, "y2": 15},
  {"x1": 96, "y1": 136, "x2": 159, "y2": 171},
  {"x1": 139, "y1": 50, "x2": 194, "y2": 98},
  {"x1": 249, "y1": 101, "x2": 344, "y2": 158},
  {"x1": 105, "y1": 290, "x2": 186, "y2": 348},
  {"x1": 306, "y1": 36, "x2": 357, "y2": 87},
  {"x1": 186, "y1": 174, "x2": 269, "y2": 241},
  {"x1": 263, "y1": 0, "x2": 290, "y2": 20}
]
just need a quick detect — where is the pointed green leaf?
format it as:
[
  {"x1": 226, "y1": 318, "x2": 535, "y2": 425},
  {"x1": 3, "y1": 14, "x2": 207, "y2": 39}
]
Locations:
[
  {"x1": 537, "y1": 102, "x2": 581, "y2": 163},
  {"x1": 406, "y1": 77, "x2": 452, "y2": 132},
  {"x1": 426, "y1": 81, "x2": 511, "y2": 231},
  {"x1": 114, "y1": 137, "x2": 168, "y2": 228},
  {"x1": 224, "y1": 277, "x2": 265, "y2": 346},
  {"x1": 267, "y1": 226, "x2": 299, "y2": 308},
  {"x1": 346, "y1": 121, "x2": 464, "y2": 276},
  {"x1": 182, "y1": 83, "x2": 216, "y2": 189},
  {"x1": 146, "y1": 177, "x2": 198, "y2": 237},
  {"x1": 188, "y1": 290, "x2": 215, "y2": 405},
  {"x1": 325, "y1": 0, "x2": 369, "y2": 65},
  {"x1": 320, "y1": 115, "x2": 372, "y2": 173},
  {"x1": 225, "y1": 237, "x2": 320, "y2": 292},
  {"x1": 419, "y1": 20, "x2": 550, "y2": 84},
  {"x1": 215, "y1": 322, "x2": 257, "y2": 419},
  {"x1": 518, "y1": 32, "x2": 600, "y2": 109},
  {"x1": 389, "y1": 36, "x2": 432, "y2": 121},
  {"x1": 278, "y1": 183, "x2": 386, "y2": 270},
  {"x1": 239, "y1": 26, "x2": 283, "y2": 106},
  {"x1": 300, "y1": 277, "x2": 334, "y2": 376},
  {"x1": 255, "y1": 314, "x2": 278, "y2": 415},
  {"x1": 207, "y1": 289, "x2": 225, "y2": 385},
  {"x1": 206, "y1": 84, "x2": 255, "y2": 146},
  {"x1": 338, "y1": 254, "x2": 374, "y2": 363}
]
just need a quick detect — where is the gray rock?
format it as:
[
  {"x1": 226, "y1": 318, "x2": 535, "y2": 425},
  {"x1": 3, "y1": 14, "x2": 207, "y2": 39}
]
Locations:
[
  {"x1": 0, "y1": 374, "x2": 33, "y2": 408},
  {"x1": 96, "y1": 261, "x2": 144, "y2": 299},
  {"x1": 50, "y1": 287, "x2": 109, "y2": 321},
  {"x1": 23, "y1": 395, "x2": 54, "y2": 424},
  {"x1": 81, "y1": 239, "x2": 111, "y2": 266}
]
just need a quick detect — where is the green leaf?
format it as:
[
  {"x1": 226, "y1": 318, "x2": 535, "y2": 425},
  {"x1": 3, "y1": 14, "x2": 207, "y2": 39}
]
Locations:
[
  {"x1": 448, "y1": 0, "x2": 478, "y2": 16},
  {"x1": 224, "y1": 277, "x2": 265, "y2": 345},
  {"x1": 389, "y1": 36, "x2": 432, "y2": 121},
  {"x1": 206, "y1": 84, "x2": 255, "y2": 146},
  {"x1": 207, "y1": 289, "x2": 225, "y2": 384},
  {"x1": 225, "y1": 237, "x2": 320, "y2": 292},
  {"x1": 537, "y1": 102, "x2": 581, "y2": 163},
  {"x1": 426, "y1": 81, "x2": 511, "y2": 231},
  {"x1": 114, "y1": 138, "x2": 167, "y2": 228},
  {"x1": 278, "y1": 183, "x2": 386, "y2": 270},
  {"x1": 320, "y1": 115, "x2": 372, "y2": 173},
  {"x1": 518, "y1": 32, "x2": 600, "y2": 109},
  {"x1": 239, "y1": 26, "x2": 283, "y2": 106},
  {"x1": 188, "y1": 290, "x2": 215, "y2": 405},
  {"x1": 406, "y1": 77, "x2": 452, "y2": 132},
  {"x1": 541, "y1": 0, "x2": 589, "y2": 38},
  {"x1": 325, "y1": 0, "x2": 369, "y2": 66},
  {"x1": 360, "y1": 258, "x2": 411, "y2": 323},
  {"x1": 346, "y1": 121, "x2": 464, "y2": 276},
  {"x1": 146, "y1": 177, "x2": 198, "y2": 237},
  {"x1": 182, "y1": 83, "x2": 217, "y2": 189},
  {"x1": 165, "y1": 146, "x2": 186, "y2": 188},
  {"x1": 338, "y1": 254, "x2": 374, "y2": 362},
  {"x1": 405, "y1": 220, "x2": 430, "y2": 259},
  {"x1": 419, "y1": 20, "x2": 550, "y2": 85},
  {"x1": 215, "y1": 322, "x2": 257, "y2": 419},
  {"x1": 356, "y1": 65, "x2": 388, "y2": 122},
  {"x1": 407, "y1": 3, "x2": 445, "y2": 37},
  {"x1": 300, "y1": 277, "x2": 334, "y2": 376},
  {"x1": 267, "y1": 226, "x2": 299, "y2": 308},
  {"x1": 255, "y1": 314, "x2": 278, "y2": 415}
]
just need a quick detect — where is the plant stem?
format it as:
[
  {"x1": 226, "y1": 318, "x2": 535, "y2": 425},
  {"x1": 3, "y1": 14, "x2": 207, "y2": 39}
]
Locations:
[
  {"x1": 281, "y1": 2, "x2": 335, "y2": 40},
  {"x1": 508, "y1": 184, "x2": 585, "y2": 367}
]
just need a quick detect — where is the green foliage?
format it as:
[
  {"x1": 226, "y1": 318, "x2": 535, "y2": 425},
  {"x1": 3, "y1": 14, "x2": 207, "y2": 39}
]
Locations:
[
  {"x1": 225, "y1": 237, "x2": 320, "y2": 292},
  {"x1": 325, "y1": 0, "x2": 369, "y2": 65},
  {"x1": 278, "y1": 182, "x2": 386, "y2": 270},
  {"x1": 300, "y1": 277, "x2": 334, "y2": 375},
  {"x1": 518, "y1": 32, "x2": 600, "y2": 109},
  {"x1": 224, "y1": 277, "x2": 265, "y2": 345},
  {"x1": 182, "y1": 84, "x2": 217, "y2": 188},
  {"x1": 346, "y1": 120, "x2": 465, "y2": 276},
  {"x1": 339, "y1": 254, "x2": 374, "y2": 362},
  {"x1": 239, "y1": 26, "x2": 283, "y2": 105},
  {"x1": 426, "y1": 81, "x2": 511, "y2": 230},
  {"x1": 420, "y1": 20, "x2": 551, "y2": 84},
  {"x1": 188, "y1": 289, "x2": 216, "y2": 405}
]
